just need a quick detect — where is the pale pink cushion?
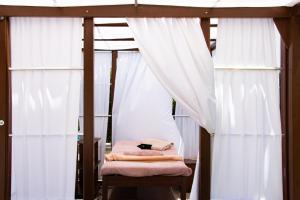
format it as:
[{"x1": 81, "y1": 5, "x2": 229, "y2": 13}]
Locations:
[{"x1": 100, "y1": 140, "x2": 192, "y2": 177}]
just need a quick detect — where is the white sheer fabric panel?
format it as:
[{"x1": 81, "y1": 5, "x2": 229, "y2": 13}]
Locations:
[
  {"x1": 127, "y1": 18, "x2": 216, "y2": 133},
  {"x1": 112, "y1": 52, "x2": 183, "y2": 154},
  {"x1": 175, "y1": 103, "x2": 199, "y2": 160},
  {"x1": 79, "y1": 52, "x2": 111, "y2": 169},
  {"x1": 11, "y1": 18, "x2": 82, "y2": 68},
  {"x1": 190, "y1": 155, "x2": 199, "y2": 200},
  {"x1": 214, "y1": 19, "x2": 278, "y2": 68},
  {"x1": 211, "y1": 19, "x2": 282, "y2": 200},
  {"x1": 10, "y1": 17, "x2": 82, "y2": 200}
]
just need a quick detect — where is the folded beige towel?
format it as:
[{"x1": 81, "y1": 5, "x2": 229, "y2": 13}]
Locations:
[
  {"x1": 105, "y1": 153, "x2": 183, "y2": 162},
  {"x1": 141, "y1": 138, "x2": 174, "y2": 151},
  {"x1": 123, "y1": 150, "x2": 163, "y2": 156}
]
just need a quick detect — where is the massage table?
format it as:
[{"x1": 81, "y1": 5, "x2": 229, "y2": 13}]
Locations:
[{"x1": 100, "y1": 140, "x2": 192, "y2": 200}]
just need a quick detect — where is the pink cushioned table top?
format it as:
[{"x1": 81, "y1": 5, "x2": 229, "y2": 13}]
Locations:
[{"x1": 100, "y1": 140, "x2": 192, "y2": 177}]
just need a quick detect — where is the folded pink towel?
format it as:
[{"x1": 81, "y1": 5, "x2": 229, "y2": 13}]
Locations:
[
  {"x1": 100, "y1": 141, "x2": 193, "y2": 177},
  {"x1": 123, "y1": 150, "x2": 163, "y2": 156},
  {"x1": 141, "y1": 138, "x2": 174, "y2": 151},
  {"x1": 105, "y1": 153, "x2": 183, "y2": 162}
]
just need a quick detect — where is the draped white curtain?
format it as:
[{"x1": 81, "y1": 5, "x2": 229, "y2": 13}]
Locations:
[
  {"x1": 79, "y1": 52, "x2": 111, "y2": 169},
  {"x1": 212, "y1": 19, "x2": 282, "y2": 200},
  {"x1": 112, "y1": 52, "x2": 184, "y2": 154},
  {"x1": 214, "y1": 19, "x2": 279, "y2": 68},
  {"x1": 10, "y1": 17, "x2": 82, "y2": 200},
  {"x1": 175, "y1": 104, "x2": 199, "y2": 160},
  {"x1": 190, "y1": 155, "x2": 200, "y2": 200},
  {"x1": 127, "y1": 18, "x2": 216, "y2": 133},
  {"x1": 127, "y1": 18, "x2": 215, "y2": 200}
]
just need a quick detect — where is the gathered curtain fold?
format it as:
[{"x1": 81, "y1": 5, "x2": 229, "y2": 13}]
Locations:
[
  {"x1": 127, "y1": 18, "x2": 216, "y2": 134},
  {"x1": 127, "y1": 18, "x2": 215, "y2": 200}
]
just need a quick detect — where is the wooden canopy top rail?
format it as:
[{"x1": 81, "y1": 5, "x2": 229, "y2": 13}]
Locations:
[
  {"x1": 94, "y1": 22, "x2": 218, "y2": 27},
  {"x1": 0, "y1": 4, "x2": 297, "y2": 18}
]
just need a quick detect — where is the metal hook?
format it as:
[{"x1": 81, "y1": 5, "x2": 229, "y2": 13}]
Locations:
[{"x1": 134, "y1": 0, "x2": 138, "y2": 7}]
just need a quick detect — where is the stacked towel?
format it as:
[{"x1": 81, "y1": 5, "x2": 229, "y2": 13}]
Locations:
[
  {"x1": 123, "y1": 150, "x2": 163, "y2": 156},
  {"x1": 141, "y1": 138, "x2": 174, "y2": 151},
  {"x1": 105, "y1": 153, "x2": 183, "y2": 162}
]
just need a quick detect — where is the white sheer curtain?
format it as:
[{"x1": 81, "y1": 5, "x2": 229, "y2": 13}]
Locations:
[
  {"x1": 175, "y1": 103, "x2": 199, "y2": 160},
  {"x1": 190, "y1": 156, "x2": 199, "y2": 200},
  {"x1": 127, "y1": 18, "x2": 216, "y2": 133},
  {"x1": 79, "y1": 52, "x2": 111, "y2": 169},
  {"x1": 10, "y1": 17, "x2": 82, "y2": 200},
  {"x1": 112, "y1": 52, "x2": 184, "y2": 154},
  {"x1": 212, "y1": 19, "x2": 282, "y2": 200},
  {"x1": 127, "y1": 18, "x2": 215, "y2": 200}
]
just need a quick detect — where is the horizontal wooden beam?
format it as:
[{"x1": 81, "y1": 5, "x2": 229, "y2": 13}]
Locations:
[
  {"x1": 94, "y1": 48, "x2": 139, "y2": 51},
  {"x1": 84, "y1": 48, "x2": 139, "y2": 52},
  {"x1": 82, "y1": 48, "x2": 139, "y2": 51},
  {"x1": 292, "y1": 3, "x2": 300, "y2": 16},
  {"x1": 95, "y1": 22, "x2": 218, "y2": 27},
  {"x1": 0, "y1": 5, "x2": 291, "y2": 18},
  {"x1": 82, "y1": 38, "x2": 135, "y2": 41},
  {"x1": 94, "y1": 38, "x2": 135, "y2": 41},
  {"x1": 95, "y1": 23, "x2": 128, "y2": 27}
]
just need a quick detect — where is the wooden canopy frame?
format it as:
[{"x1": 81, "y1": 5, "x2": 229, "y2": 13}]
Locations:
[
  {"x1": 0, "y1": 3, "x2": 299, "y2": 200},
  {"x1": 0, "y1": 5, "x2": 292, "y2": 18}
]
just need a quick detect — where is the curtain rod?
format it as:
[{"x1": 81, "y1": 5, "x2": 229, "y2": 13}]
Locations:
[
  {"x1": 82, "y1": 48, "x2": 139, "y2": 52},
  {"x1": 82, "y1": 38, "x2": 135, "y2": 41},
  {"x1": 211, "y1": 133, "x2": 284, "y2": 136},
  {"x1": 94, "y1": 23, "x2": 218, "y2": 27},
  {"x1": 91, "y1": 38, "x2": 216, "y2": 42},
  {"x1": 9, "y1": 67, "x2": 83, "y2": 71},
  {"x1": 93, "y1": 48, "x2": 139, "y2": 52},
  {"x1": 79, "y1": 114, "x2": 190, "y2": 117},
  {"x1": 10, "y1": 67, "x2": 281, "y2": 71},
  {"x1": 9, "y1": 134, "x2": 80, "y2": 137},
  {"x1": 214, "y1": 67, "x2": 281, "y2": 70}
]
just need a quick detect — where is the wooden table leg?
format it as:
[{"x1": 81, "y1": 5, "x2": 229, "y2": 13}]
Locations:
[
  {"x1": 180, "y1": 177, "x2": 187, "y2": 200},
  {"x1": 102, "y1": 176, "x2": 108, "y2": 200}
]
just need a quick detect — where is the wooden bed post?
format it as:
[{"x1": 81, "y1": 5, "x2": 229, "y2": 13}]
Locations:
[
  {"x1": 280, "y1": 41, "x2": 289, "y2": 200},
  {"x1": 111, "y1": 50, "x2": 118, "y2": 105},
  {"x1": 200, "y1": 18, "x2": 211, "y2": 200},
  {"x1": 287, "y1": 7, "x2": 300, "y2": 200},
  {"x1": 83, "y1": 17, "x2": 95, "y2": 200},
  {"x1": 102, "y1": 176, "x2": 108, "y2": 200},
  {"x1": 180, "y1": 177, "x2": 187, "y2": 200},
  {"x1": 273, "y1": 17, "x2": 290, "y2": 200},
  {"x1": 275, "y1": 5, "x2": 300, "y2": 199},
  {"x1": 107, "y1": 50, "x2": 118, "y2": 147},
  {"x1": 0, "y1": 17, "x2": 11, "y2": 200}
]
